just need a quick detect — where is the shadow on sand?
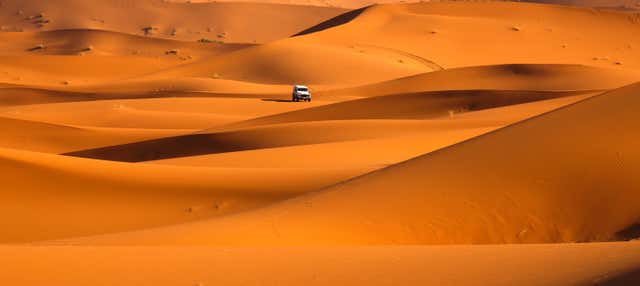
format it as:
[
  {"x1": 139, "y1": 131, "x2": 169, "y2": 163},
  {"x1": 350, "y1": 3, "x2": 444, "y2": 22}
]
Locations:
[{"x1": 261, "y1": 99, "x2": 293, "y2": 103}]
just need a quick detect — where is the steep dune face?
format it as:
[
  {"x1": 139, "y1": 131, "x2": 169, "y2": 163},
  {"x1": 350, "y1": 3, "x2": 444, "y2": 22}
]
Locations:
[
  {"x1": 0, "y1": 0, "x2": 346, "y2": 43},
  {"x1": 72, "y1": 83, "x2": 640, "y2": 245}
]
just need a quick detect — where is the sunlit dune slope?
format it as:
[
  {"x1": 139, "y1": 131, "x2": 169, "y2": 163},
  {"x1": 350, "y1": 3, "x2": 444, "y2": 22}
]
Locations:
[
  {"x1": 147, "y1": 1, "x2": 640, "y2": 87},
  {"x1": 321, "y1": 64, "x2": 640, "y2": 99},
  {"x1": 71, "y1": 83, "x2": 640, "y2": 245},
  {"x1": 2, "y1": 244, "x2": 640, "y2": 286},
  {"x1": 63, "y1": 119, "x2": 496, "y2": 162},
  {"x1": 0, "y1": 29, "x2": 250, "y2": 86},
  {"x1": 0, "y1": 55, "x2": 181, "y2": 86},
  {"x1": 229, "y1": 89, "x2": 595, "y2": 128},
  {"x1": 0, "y1": 147, "x2": 365, "y2": 243},
  {"x1": 286, "y1": 1, "x2": 640, "y2": 71},
  {"x1": 0, "y1": 116, "x2": 186, "y2": 153},
  {"x1": 0, "y1": 29, "x2": 247, "y2": 57},
  {"x1": 150, "y1": 94, "x2": 593, "y2": 169},
  {"x1": 61, "y1": 89, "x2": 596, "y2": 162},
  {"x1": 0, "y1": 97, "x2": 332, "y2": 129},
  {"x1": 0, "y1": 0, "x2": 346, "y2": 43},
  {"x1": 153, "y1": 39, "x2": 431, "y2": 86},
  {"x1": 525, "y1": 0, "x2": 640, "y2": 10}
]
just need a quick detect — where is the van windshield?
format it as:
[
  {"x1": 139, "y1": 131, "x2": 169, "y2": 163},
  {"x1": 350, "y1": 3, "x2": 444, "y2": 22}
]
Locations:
[{"x1": 297, "y1": 87, "x2": 308, "y2": 92}]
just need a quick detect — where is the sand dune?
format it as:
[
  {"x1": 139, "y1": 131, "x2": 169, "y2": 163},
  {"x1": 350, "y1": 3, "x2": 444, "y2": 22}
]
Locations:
[
  {"x1": 0, "y1": 0, "x2": 346, "y2": 43},
  {"x1": 141, "y1": 1, "x2": 640, "y2": 87},
  {"x1": 63, "y1": 119, "x2": 495, "y2": 162},
  {"x1": 1, "y1": 0, "x2": 639, "y2": 284},
  {"x1": 150, "y1": 94, "x2": 594, "y2": 168},
  {"x1": 61, "y1": 89, "x2": 596, "y2": 162},
  {"x1": 67, "y1": 83, "x2": 640, "y2": 245},
  {"x1": 526, "y1": 0, "x2": 640, "y2": 9},
  {"x1": 288, "y1": 2, "x2": 640, "y2": 70},
  {"x1": 1, "y1": 243, "x2": 639, "y2": 286},
  {"x1": 321, "y1": 64, "x2": 640, "y2": 99},
  {"x1": 0, "y1": 55, "x2": 181, "y2": 86},
  {"x1": 153, "y1": 39, "x2": 432, "y2": 86},
  {"x1": 0, "y1": 147, "x2": 366, "y2": 243},
  {"x1": 0, "y1": 116, "x2": 187, "y2": 153},
  {"x1": 0, "y1": 29, "x2": 246, "y2": 57},
  {"x1": 230, "y1": 89, "x2": 597, "y2": 128},
  {"x1": 0, "y1": 97, "x2": 333, "y2": 129}
]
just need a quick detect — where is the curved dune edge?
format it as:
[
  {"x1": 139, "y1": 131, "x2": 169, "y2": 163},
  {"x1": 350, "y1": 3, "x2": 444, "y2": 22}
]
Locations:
[
  {"x1": 0, "y1": 115, "x2": 189, "y2": 153},
  {"x1": 58, "y1": 82, "x2": 640, "y2": 245},
  {"x1": 226, "y1": 89, "x2": 597, "y2": 129},
  {"x1": 0, "y1": 147, "x2": 368, "y2": 243},
  {"x1": 319, "y1": 64, "x2": 640, "y2": 99},
  {"x1": 2, "y1": 243, "x2": 640, "y2": 286},
  {"x1": 62, "y1": 89, "x2": 596, "y2": 162}
]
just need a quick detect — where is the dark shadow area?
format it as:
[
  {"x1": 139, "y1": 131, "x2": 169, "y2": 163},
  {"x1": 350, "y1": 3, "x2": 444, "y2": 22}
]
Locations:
[
  {"x1": 292, "y1": 6, "x2": 368, "y2": 37},
  {"x1": 63, "y1": 133, "x2": 274, "y2": 162},
  {"x1": 26, "y1": 46, "x2": 45, "y2": 52},
  {"x1": 233, "y1": 89, "x2": 596, "y2": 128},
  {"x1": 615, "y1": 222, "x2": 640, "y2": 241},
  {"x1": 63, "y1": 128, "x2": 338, "y2": 162},
  {"x1": 594, "y1": 268, "x2": 640, "y2": 286},
  {"x1": 0, "y1": 86, "x2": 282, "y2": 106},
  {"x1": 261, "y1": 99, "x2": 293, "y2": 103}
]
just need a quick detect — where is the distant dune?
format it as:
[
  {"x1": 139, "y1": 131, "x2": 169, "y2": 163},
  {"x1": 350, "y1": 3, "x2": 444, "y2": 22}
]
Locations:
[
  {"x1": 0, "y1": 0, "x2": 346, "y2": 42},
  {"x1": 525, "y1": 0, "x2": 640, "y2": 9}
]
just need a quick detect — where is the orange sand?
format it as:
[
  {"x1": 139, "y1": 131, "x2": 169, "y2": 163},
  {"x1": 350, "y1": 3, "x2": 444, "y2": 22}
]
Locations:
[{"x1": 1, "y1": 0, "x2": 639, "y2": 285}]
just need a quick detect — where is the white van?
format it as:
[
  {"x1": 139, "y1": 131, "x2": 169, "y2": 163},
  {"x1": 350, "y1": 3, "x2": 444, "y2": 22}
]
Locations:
[{"x1": 292, "y1": 85, "x2": 311, "y2": 102}]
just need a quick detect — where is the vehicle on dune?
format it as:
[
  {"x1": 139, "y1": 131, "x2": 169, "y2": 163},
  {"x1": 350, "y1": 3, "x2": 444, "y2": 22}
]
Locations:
[{"x1": 292, "y1": 85, "x2": 311, "y2": 102}]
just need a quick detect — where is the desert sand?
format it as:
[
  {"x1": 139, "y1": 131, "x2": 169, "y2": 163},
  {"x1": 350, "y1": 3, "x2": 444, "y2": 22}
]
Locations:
[{"x1": 1, "y1": 0, "x2": 639, "y2": 285}]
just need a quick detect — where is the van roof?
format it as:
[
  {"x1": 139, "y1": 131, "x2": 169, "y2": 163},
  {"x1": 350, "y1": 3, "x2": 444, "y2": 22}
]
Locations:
[{"x1": 294, "y1": 85, "x2": 308, "y2": 88}]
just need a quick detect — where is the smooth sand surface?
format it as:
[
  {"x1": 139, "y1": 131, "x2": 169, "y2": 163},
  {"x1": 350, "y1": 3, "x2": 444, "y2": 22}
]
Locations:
[
  {"x1": 1, "y1": 0, "x2": 639, "y2": 285},
  {"x1": 2, "y1": 243, "x2": 640, "y2": 286}
]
